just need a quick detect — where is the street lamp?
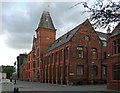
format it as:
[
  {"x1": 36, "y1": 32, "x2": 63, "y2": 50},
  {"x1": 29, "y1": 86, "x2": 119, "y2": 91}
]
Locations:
[{"x1": 91, "y1": 62, "x2": 94, "y2": 84}]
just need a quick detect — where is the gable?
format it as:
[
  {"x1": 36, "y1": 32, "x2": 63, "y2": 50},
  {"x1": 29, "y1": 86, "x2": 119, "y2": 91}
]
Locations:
[{"x1": 110, "y1": 22, "x2": 120, "y2": 38}]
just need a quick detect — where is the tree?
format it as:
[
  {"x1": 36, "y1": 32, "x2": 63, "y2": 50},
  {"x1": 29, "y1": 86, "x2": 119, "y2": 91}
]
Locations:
[
  {"x1": 71, "y1": 0, "x2": 120, "y2": 32},
  {"x1": 1, "y1": 65, "x2": 15, "y2": 79}
]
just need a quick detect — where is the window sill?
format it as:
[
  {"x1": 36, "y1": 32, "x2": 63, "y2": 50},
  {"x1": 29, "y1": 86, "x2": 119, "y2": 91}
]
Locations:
[
  {"x1": 112, "y1": 80, "x2": 120, "y2": 83},
  {"x1": 111, "y1": 53, "x2": 120, "y2": 57}
]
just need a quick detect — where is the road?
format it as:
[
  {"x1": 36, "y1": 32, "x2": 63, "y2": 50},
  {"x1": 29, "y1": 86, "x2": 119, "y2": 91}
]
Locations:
[{"x1": 13, "y1": 80, "x2": 119, "y2": 92}]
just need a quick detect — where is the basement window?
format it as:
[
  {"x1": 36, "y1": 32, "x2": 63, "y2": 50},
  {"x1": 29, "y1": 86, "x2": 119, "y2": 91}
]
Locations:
[{"x1": 77, "y1": 65, "x2": 84, "y2": 75}]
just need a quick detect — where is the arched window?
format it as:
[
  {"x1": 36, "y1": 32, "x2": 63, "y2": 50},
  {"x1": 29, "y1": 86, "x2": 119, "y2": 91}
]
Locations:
[
  {"x1": 77, "y1": 65, "x2": 84, "y2": 75},
  {"x1": 77, "y1": 46, "x2": 83, "y2": 58},
  {"x1": 91, "y1": 48, "x2": 97, "y2": 59}
]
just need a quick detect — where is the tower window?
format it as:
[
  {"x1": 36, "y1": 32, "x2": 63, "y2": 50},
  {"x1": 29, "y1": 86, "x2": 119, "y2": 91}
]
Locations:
[{"x1": 56, "y1": 51, "x2": 58, "y2": 62}]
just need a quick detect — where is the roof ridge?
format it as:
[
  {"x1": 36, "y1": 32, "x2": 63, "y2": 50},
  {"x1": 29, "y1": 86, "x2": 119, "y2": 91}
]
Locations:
[{"x1": 95, "y1": 31, "x2": 107, "y2": 34}]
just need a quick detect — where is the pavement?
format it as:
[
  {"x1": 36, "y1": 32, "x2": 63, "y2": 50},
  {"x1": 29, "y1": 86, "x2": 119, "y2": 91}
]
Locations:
[{"x1": 13, "y1": 80, "x2": 120, "y2": 92}]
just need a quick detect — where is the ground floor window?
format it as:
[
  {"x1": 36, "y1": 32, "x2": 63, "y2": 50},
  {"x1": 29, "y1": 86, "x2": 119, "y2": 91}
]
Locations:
[
  {"x1": 113, "y1": 65, "x2": 120, "y2": 80},
  {"x1": 77, "y1": 65, "x2": 84, "y2": 75},
  {"x1": 93, "y1": 66, "x2": 98, "y2": 76},
  {"x1": 33, "y1": 70, "x2": 35, "y2": 78},
  {"x1": 103, "y1": 66, "x2": 107, "y2": 76}
]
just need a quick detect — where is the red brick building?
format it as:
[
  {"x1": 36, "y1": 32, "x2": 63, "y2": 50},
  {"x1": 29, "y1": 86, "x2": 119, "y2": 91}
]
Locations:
[
  {"x1": 42, "y1": 19, "x2": 108, "y2": 85},
  {"x1": 107, "y1": 22, "x2": 120, "y2": 90},
  {"x1": 20, "y1": 11, "x2": 108, "y2": 85},
  {"x1": 19, "y1": 54, "x2": 28, "y2": 81}
]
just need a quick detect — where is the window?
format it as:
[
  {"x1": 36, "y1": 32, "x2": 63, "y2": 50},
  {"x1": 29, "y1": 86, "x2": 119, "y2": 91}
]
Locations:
[
  {"x1": 113, "y1": 41, "x2": 117, "y2": 54},
  {"x1": 28, "y1": 56, "x2": 30, "y2": 61},
  {"x1": 60, "y1": 49, "x2": 63, "y2": 61},
  {"x1": 60, "y1": 67, "x2": 62, "y2": 77},
  {"x1": 77, "y1": 46, "x2": 83, "y2": 58},
  {"x1": 28, "y1": 63, "x2": 30, "y2": 69},
  {"x1": 118, "y1": 39, "x2": 120, "y2": 53},
  {"x1": 52, "y1": 53, "x2": 54, "y2": 63},
  {"x1": 66, "y1": 33, "x2": 69, "y2": 38},
  {"x1": 33, "y1": 61, "x2": 36, "y2": 68},
  {"x1": 103, "y1": 66, "x2": 107, "y2": 76},
  {"x1": 56, "y1": 51, "x2": 58, "y2": 62},
  {"x1": 33, "y1": 70, "x2": 35, "y2": 78},
  {"x1": 102, "y1": 41, "x2": 107, "y2": 46},
  {"x1": 93, "y1": 66, "x2": 98, "y2": 76},
  {"x1": 77, "y1": 65, "x2": 84, "y2": 75},
  {"x1": 91, "y1": 48, "x2": 97, "y2": 59},
  {"x1": 33, "y1": 49, "x2": 35, "y2": 58},
  {"x1": 113, "y1": 39, "x2": 120, "y2": 54},
  {"x1": 104, "y1": 52, "x2": 107, "y2": 59},
  {"x1": 66, "y1": 47, "x2": 69, "y2": 59},
  {"x1": 113, "y1": 65, "x2": 120, "y2": 80},
  {"x1": 85, "y1": 35, "x2": 90, "y2": 42},
  {"x1": 65, "y1": 66, "x2": 67, "y2": 76}
]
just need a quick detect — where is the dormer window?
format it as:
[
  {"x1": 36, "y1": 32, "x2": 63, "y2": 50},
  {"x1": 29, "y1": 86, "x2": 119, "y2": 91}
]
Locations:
[
  {"x1": 66, "y1": 33, "x2": 71, "y2": 38},
  {"x1": 57, "y1": 40, "x2": 59, "y2": 43},
  {"x1": 66, "y1": 34, "x2": 69, "y2": 38}
]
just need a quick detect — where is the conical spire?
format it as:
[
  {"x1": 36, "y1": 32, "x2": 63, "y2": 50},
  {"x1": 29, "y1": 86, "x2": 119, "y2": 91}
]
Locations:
[{"x1": 38, "y1": 11, "x2": 56, "y2": 30}]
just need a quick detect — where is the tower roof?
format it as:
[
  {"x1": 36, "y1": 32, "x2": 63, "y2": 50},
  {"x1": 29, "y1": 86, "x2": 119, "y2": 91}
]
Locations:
[{"x1": 38, "y1": 11, "x2": 56, "y2": 30}]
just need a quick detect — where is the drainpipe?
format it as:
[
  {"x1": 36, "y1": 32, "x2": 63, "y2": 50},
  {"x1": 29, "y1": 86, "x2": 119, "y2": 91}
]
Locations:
[
  {"x1": 40, "y1": 55, "x2": 43, "y2": 83},
  {"x1": 101, "y1": 47, "x2": 103, "y2": 83},
  {"x1": 68, "y1": 40, "x2": 72, "y2": 85}
]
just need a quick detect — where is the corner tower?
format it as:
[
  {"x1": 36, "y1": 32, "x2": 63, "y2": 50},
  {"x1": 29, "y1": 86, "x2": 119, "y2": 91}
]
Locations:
[
  {"x1": 36, "y1": 11, "x2": 56, "y2": 55},
  {"x1": 35, "y1": 11, "x2": 56, "y2": 82}
]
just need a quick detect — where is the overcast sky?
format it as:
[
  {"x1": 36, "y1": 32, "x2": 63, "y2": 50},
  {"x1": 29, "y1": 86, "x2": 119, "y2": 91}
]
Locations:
[{"x1": 0, "y1": 0, "x2": 109, "y2": 66}]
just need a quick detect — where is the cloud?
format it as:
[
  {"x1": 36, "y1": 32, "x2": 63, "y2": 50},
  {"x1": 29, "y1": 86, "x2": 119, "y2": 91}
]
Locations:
[{"x1": 2, "y1": 2, "x2": 89, "y2": 50}]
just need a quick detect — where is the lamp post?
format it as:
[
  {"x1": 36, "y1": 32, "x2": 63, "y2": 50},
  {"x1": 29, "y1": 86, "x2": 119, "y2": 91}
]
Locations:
[{"x1": 91, "y1": 61, "x2": 94, "y2": 84}]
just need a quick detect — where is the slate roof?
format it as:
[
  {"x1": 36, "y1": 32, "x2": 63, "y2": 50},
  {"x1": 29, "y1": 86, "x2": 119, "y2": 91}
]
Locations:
[
  {"x1": 44, "y1": 24, "x2": 82, "y2": 54},
  {"x1": 44, "y1": 20, "x2": 108, "y2": 54},
  {"x1": 38, "y1": 11, "x2": 56, "y2": 30},
  {"x1": 109, "y1": 23, "x2": 120, "y2": 38}
]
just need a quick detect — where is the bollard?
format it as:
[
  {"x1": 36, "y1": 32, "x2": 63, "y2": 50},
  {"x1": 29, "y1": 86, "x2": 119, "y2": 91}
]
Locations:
[{"x1": 13, "y1": 88, "x2": 19, "y2": 93}]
